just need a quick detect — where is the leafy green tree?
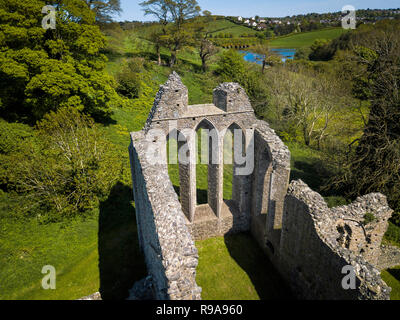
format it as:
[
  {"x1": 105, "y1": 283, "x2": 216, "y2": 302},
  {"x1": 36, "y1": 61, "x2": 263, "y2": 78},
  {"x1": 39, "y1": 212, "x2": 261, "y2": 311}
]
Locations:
[
  {"x1": 2, "y1": 107, "x2": 120, "y2": 221},
  {"x1": 332, "y1": 21, "x2": 400, "y2": 222},
  {"x1": 115, "y1": 57, "x2": 154, "y2": 99},
  {"x1": 252, "y1": 44, "x2": 282, "y2": 73},
  {"x1": 294, "y1": 47, "x2": 311, "y2": 60},
  {"x1": 199, "y1": 39, "x2": 218, "y2": 72},
  {"x1": 309, "y1": 38, "x2": 332, "y2": 61},
  {"x1": 0, "y1": 0, "x2": 122, "y2": 123},
  {"x1": 140, "y1": 0, "x2": 201, "y2": 67},
  {"x1": 84, "y1": 0, "x2": 122, "y2": 23},
  {"x1": 216, "y1": 49, "x2": 245, "y2": 82}
]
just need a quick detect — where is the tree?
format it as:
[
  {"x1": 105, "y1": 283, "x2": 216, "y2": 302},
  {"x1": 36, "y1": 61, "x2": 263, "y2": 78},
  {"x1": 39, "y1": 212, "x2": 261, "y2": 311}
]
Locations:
[
  {"x1": 309, "y1": 38, "x2": 332, "y2": 61},
  {"x1": 2, "y1": 107, "x2": 120, "y2": 221},
  {"x1": 252, "y1": 44, "x2": 282, "y2": 73},
  {"x1": 150, "y1": 28, "x2": 168, "y2": 65},
  {"x1": 140, "y1": 0, "x2": 201, "y2": 67},
  {"x1": 216, "y1": 50, "x2": 245, "y2": 82},
  {"x1": 336, "y1": 21, "x2": 400, "y2": 219},
  {"x1": 265, "y1": 66, "x2": 343, "y2": 147},
  {"x1": 140, "y1": 0, "x2": 169, "y2": 34},
  {"x1": 0, "y1": 0, "x2": 122, "y2": 123},
  {"x1": 84, "y1": 0, "x2": 122, "y2": 23},
  {"x1": 199, "y1": 39, "x2": 218, "y2": 72},
  {"x1": 191, "y1": 12, "x2": 218, "y2": 72}
]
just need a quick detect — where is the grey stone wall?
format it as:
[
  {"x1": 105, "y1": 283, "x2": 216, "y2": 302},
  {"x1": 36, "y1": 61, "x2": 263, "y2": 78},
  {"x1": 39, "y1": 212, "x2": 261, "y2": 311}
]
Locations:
[
  {"x1": 279, "y1": 180, "x2": 392, "y2": 300},
  {"x1": 376, "y1": 245, "x2": 400, "y2": 270},
  {"x1": 129, "y1": 131, "x2": 201, "y2": 300},
  {"x1": 213, "y1": 82, "x2": 254, "y2": 112},
  {"x1": 250, "y1": 120, "x2": 291, "y2": 263}
]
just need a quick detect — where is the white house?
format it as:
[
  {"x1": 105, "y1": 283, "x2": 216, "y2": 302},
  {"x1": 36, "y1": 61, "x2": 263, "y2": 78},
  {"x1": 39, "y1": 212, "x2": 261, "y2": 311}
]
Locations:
[
  {"x1": 244, "y1": 19, "x2": 249, "y2": 24},
  {"x1": 238, "y1": 16, "x2": 243, "y2": 21}
]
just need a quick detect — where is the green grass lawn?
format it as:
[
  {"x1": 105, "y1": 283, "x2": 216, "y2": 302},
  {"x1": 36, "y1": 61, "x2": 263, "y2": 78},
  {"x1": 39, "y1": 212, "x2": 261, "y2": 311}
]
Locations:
[
  {"x1": 196, "y1": 233, "x2": 293, "y2": 300},
  {"x1": 269, "y1": 28, "x2": 349, "y2": 48},
  {"x1": 0, "y1": 185, "x2": 146, "y2": 300},
  {"x1": 381, "y1": 267, "x2": 400, "y2": 300},
  {"x1": 206, "y1": 18, "x2": 260, "y2": 37}
]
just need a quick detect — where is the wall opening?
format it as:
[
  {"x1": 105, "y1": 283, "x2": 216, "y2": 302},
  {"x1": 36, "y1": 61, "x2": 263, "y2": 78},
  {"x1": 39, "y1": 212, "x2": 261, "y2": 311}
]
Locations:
[
  {"x1": 223, "y1": 123, "x2": 244, "y2": 203},
  {"x1": 196, "y1": 127, "x2": 209, "y2": 205},
  {"x1": 167, "y1": 130, "x2": 180, "y2": 197},
  {"x1": 167, "y1": 129, "x2": 191, "y2": 220},
  {"x1": 253, "y1": 147, "x2": 272, "y2": 216}
]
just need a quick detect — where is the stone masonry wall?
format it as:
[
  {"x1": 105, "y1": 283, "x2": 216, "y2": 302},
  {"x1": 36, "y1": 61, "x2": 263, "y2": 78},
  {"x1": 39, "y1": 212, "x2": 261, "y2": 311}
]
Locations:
[
  {"x1": 279, "y1": 180, "x2": 392, "y2": 300},
  {"x1": 129, "y1": 131, "x2": 201, "y2": 300}
]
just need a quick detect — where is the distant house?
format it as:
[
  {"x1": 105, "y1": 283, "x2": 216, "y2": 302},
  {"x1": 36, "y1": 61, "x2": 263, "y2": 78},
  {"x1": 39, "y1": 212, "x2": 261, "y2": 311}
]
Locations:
[
  {"x1": 259, "y1": 19, "x2": 266, "y2": 23},
  {"x1": 251, "y1": 21, "x2": 257, "y2": 27},
  {"x1": 244, "y1": 19, "x2": 249, "y2": 24},
  {"x1": 238, "y1": 16, "x2": 243, "y2": 21},
  {"x1": 257, "y1": 23, "x2": 267, "y2": 30}
]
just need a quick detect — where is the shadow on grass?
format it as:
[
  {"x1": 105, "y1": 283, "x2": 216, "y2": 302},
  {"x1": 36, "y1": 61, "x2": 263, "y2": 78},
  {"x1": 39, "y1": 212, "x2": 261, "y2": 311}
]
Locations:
[
  {"x1": 196, "y1": 189, "x2": 207, "y2": 205},
  {"x1": 91, "y1": 109, "x2": 117, "y2": 126},
  {"x1": 98, "y1": 182, "x2": 146, "y2": 300},
  {"x1": 388, "y1": 268, "x2": 400, "y2": 282},
  {"x1": 290, "y1": 160, "x2": 331, "y2": 193},
  {"x1": 224, "y1": 232, "x2": 295, "y2": 300},
  {"x1": 173, "y1": 185, "x2": 208, "y2": 206}
]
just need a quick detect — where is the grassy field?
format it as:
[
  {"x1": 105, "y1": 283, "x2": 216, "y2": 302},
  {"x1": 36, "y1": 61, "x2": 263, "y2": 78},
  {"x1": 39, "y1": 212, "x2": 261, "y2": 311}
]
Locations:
[
  {"x1": 205, "y1": 18, "x2": 260, "y2": 37},
  {"x1": 196, "y1": 233, "x2": 293, "y2": 300},
  {"x1": 269, "y1": 28, "x2": 349, "y2": 48},
  {"x1": 381, "y1": 267, "x2": 400, "y2": 300}
]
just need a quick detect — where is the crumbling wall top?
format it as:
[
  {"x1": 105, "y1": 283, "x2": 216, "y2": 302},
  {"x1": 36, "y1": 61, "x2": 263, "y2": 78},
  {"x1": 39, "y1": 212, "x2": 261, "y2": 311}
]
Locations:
[
  {"x1": 213, "y1": 82, "x2": 253, "y2": 113},
  {"x1": 283, "y1": 179, "x2": 392, "y2": 300},
  {"x1": 253, "y1": 119, "x2": 291, "y2": 171},
  {"x1": 144, "y1": 72, "x2": 188, "y2": 130}
]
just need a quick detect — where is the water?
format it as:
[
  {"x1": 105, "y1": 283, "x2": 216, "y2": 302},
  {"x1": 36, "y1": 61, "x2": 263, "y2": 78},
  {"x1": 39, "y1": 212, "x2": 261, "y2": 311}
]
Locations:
[{"x1": 240, "y1": 48, "x2": 296, "y2": 64}]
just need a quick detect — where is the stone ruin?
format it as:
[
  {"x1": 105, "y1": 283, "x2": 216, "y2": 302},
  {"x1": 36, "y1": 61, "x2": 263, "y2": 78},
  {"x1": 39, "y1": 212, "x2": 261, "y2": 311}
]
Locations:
[{"x1": 128, "y1": 72, "x2": 394, "y2": 300}]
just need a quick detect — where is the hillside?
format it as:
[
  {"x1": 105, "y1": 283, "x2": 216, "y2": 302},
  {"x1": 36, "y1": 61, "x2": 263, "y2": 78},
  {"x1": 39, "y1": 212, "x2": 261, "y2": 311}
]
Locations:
[{"x1": 269, "y1": 28, "x2": 349, "y2": 48}]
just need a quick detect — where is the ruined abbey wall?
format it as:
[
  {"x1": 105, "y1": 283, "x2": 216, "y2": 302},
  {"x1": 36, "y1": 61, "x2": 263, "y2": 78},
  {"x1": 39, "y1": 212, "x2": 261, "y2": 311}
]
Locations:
[
  {"x1": 129, "y1": 72, "x2": 393, "y2": 300},
  {"x1": 129, "y1": 130, "x2": 201, "y2": 300},
  {"x1": 279, "y1": 180, "x2": 392, "y2": 300}
]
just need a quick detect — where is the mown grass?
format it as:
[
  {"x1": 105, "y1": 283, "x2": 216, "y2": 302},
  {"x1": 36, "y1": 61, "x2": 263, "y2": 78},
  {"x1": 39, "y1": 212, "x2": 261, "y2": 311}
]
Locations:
[
  {"x1": 269, "y1": 28, "x2": 349, "y2": 48},
  {"x1": 0, "y1": 185, "x2": 146, "y2": 300},
  {"x1": 195, "y1": 233, "x2": 293, "y2": 300},
  {"x1": 205, "y1": 19, "x2": 260, "y2": 37},
  {"x1": 381, "y1": 267, "x2": 400, "y2": 300}
]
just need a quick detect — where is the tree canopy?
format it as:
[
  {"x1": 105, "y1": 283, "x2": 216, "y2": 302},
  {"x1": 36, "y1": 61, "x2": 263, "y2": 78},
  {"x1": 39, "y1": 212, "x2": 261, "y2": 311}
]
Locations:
[
  {"x1": 84, "y1": 0, "x2": 122, "y2": 23},
  {"x1": 0, "y1": 0, "x2": 122, "y2": 123}
]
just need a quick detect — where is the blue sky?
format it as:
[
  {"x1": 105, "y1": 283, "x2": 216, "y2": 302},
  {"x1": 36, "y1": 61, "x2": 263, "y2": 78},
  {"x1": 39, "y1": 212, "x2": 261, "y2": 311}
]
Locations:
[{"x1": 114, "y1": 0, "x2": 400, "y2": 21}]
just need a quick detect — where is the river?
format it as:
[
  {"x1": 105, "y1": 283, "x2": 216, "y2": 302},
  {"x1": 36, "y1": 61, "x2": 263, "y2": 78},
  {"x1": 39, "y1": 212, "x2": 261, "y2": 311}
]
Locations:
[{"x1": 240, "y1": 48, "x2": 296, "y2": 64}]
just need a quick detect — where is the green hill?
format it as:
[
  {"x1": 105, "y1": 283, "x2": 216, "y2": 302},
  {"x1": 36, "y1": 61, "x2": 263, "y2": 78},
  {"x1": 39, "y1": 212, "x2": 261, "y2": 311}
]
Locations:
[{"x1": 269, "y1": 28, "x2": 349, "y2": 48}]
